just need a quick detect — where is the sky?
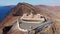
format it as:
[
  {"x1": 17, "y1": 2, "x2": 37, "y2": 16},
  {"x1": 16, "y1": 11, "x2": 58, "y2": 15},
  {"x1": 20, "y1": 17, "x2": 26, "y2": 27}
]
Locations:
[{"x1": 0, "y1": 0, "x2": 60, "y2": 6}]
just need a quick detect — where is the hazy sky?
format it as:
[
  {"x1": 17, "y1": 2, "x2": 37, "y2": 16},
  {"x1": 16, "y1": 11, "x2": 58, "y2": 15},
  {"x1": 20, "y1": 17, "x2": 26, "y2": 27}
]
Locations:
[{"x1": 0, "y1": 0, "x2": 60, "y2": 6}]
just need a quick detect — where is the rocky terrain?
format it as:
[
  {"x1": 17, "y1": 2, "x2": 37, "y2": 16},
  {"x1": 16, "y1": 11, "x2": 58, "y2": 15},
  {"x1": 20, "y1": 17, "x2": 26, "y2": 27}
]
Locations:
[
  {"x1": 36, "y1": 5, "x2": 60, "y2": 34},
  {"x1": 0, "y1": 3, "x2": 60, "y2": 34}
]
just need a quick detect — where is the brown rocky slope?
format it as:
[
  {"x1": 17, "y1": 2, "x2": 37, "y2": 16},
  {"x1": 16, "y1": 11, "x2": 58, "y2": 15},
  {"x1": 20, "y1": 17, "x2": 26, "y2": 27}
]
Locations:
[
  {"x1": 35, "y1": 5, "x2": 60, "y2": 34},
  {"x1": 0, "y1": 3, "x2": 60, "y2": 34}
]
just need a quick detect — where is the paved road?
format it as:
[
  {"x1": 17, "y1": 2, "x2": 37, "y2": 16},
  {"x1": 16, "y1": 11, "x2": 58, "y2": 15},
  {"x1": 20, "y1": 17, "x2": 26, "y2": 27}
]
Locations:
[{"x1": 33, "y1": 19, "x2": 53, "y2": 34}]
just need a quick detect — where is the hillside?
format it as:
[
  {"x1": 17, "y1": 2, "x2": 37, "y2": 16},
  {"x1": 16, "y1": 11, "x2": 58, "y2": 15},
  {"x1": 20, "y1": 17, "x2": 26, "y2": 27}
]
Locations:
[
  {"x1": 0, "y1": 3, "x2": 60, "y2": 34},
  {"x1": 35, "y1": 5, "x2": 60, "y2": 34}
]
